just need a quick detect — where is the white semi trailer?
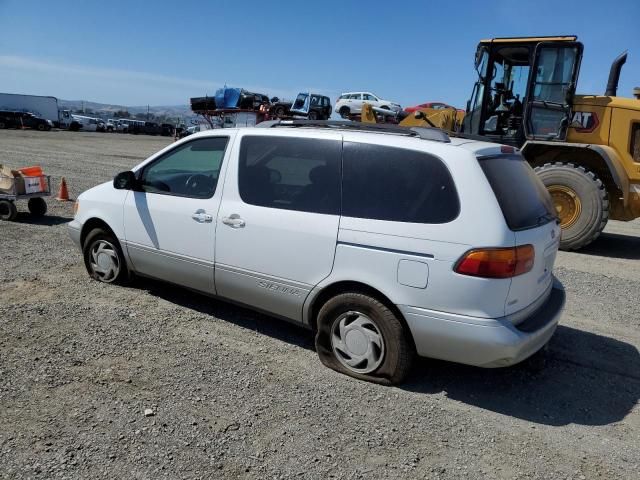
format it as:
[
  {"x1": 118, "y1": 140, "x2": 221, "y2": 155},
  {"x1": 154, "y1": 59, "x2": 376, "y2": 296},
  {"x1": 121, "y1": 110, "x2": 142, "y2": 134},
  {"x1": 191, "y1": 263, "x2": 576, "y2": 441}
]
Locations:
[
  {"x1": 0, "y1": 93, "x2": 75, "y2": 128},
  {"x1": 0, "y1": 93, "x2": 81, "y2": 129}
]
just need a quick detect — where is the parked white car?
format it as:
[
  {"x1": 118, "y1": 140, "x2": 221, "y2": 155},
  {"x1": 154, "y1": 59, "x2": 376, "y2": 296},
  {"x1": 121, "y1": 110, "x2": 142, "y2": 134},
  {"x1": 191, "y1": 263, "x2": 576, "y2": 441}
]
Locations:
[
  {"x1": 68, "y1": 121, "x2": 564, "y2": 384},
  {"x1": 335, "y1": 92, "x2": 402, "y2": 117}
]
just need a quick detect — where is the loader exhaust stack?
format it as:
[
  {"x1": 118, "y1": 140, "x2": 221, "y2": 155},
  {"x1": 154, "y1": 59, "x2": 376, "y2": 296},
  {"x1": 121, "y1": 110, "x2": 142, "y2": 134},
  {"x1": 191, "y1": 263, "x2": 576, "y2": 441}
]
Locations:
[{"x1": 605, "y1": 51, "x2": 627, "y2": 97}]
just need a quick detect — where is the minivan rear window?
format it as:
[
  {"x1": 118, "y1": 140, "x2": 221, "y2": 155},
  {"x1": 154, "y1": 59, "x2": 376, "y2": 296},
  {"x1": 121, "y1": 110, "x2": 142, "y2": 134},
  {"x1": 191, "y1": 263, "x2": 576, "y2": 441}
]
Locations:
[
  {"x1": 479, "y1": 154, "x2": 556, "y2": 231},
  {"x1": 342, "y1": 142, "x2": 459, "y2": 223}
]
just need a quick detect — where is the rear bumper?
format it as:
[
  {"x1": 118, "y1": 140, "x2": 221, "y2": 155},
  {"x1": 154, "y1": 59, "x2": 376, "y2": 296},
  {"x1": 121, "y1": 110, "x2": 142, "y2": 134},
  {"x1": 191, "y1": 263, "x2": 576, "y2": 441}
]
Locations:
[{"x1": 399, "y1": 278, "x2": 565, "y2": 368}]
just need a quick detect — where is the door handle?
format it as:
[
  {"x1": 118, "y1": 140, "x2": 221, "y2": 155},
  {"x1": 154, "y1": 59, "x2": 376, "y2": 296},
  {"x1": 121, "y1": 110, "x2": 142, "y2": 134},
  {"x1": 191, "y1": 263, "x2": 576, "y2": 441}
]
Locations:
[
  {"x1": 191, "y1": 210, "x2": 213, "y2": 223},
  {"x1": 222, "y1": 213, "x2": 246, "y2": 228}
]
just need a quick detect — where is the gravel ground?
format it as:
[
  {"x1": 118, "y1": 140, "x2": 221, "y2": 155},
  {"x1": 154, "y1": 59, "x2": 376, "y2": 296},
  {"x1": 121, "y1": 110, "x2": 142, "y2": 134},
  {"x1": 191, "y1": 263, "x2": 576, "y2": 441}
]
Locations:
[{"x1": 1, "y1": 129, "x2": 638, "y2": 479}]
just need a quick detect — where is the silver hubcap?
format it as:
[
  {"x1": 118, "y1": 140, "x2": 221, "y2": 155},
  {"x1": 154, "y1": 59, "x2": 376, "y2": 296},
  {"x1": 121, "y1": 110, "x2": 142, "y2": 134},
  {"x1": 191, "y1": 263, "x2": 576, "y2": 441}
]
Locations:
[
  {"x1": 330, "y1": 311, "x2": 385, "y2": 374},
  {"x1": 89, "y1": 240, "x2": 120, "y2": 282}
]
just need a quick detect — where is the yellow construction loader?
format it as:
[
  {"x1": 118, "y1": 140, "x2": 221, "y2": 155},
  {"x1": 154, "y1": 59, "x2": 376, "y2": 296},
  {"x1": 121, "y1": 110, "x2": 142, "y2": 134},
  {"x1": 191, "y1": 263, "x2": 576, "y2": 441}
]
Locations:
[
  {"x1": 368, "y1": 36, "x2": 640, "y2": 250},
  {"x1": 360, "y1": 102, "x2": 464, "y2": 131}
]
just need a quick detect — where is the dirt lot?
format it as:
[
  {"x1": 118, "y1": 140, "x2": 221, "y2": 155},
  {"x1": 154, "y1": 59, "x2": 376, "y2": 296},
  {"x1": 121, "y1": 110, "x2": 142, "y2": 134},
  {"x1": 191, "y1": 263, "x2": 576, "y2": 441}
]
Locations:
[{"x1": 1, "y1": 129, "x2": 639, "y2": 479}]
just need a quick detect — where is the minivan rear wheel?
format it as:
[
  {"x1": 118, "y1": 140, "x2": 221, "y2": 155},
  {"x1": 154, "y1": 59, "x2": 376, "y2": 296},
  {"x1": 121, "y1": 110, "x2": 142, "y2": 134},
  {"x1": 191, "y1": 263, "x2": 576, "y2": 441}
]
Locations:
[{"x1": 315, "y1": 292, "x2": 414, "y2": 385}]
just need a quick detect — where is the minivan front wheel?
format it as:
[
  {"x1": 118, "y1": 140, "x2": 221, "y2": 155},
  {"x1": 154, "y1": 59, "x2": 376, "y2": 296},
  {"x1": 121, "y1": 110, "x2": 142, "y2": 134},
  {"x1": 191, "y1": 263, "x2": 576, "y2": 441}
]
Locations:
[
  {"x1": 83, "y1": 228, "x2": 130, "y2": 285},
  {"x1": 315, "y1": 293, "x2": 414, "y2": 385}
]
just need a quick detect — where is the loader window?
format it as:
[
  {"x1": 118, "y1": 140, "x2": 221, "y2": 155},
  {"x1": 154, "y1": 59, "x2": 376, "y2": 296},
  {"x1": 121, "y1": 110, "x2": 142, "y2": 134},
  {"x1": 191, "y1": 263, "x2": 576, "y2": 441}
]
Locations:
[
  {"x1": 632, "y1": 123, "x2": 640, "y2": 162},
  {"x1": 465, "y1": 48, "x2": 489, "y2": 135},
  {"x1": 532, "y1": 47, "x2": 578, "y2": 103},
  {"x1": 484, "y1": 46, "x2": 530, "y2": 136}
]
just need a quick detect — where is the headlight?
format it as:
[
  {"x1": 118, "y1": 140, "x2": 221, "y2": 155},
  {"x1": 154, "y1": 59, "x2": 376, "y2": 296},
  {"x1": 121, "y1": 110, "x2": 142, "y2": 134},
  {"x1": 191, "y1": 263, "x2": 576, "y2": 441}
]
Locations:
[
  {"x1": 47, "y1": 120, "x2": 53, "y2": 125},
  {"x1": 73, "y1": 200, "x2": 80, "y2": 215}
]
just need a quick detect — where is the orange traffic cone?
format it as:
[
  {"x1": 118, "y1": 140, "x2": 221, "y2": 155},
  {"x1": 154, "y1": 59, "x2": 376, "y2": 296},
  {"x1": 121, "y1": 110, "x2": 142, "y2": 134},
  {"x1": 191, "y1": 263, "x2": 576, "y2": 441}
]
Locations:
[{"x1": 56, "y1": 177, "x2": 71, "y2": 201}]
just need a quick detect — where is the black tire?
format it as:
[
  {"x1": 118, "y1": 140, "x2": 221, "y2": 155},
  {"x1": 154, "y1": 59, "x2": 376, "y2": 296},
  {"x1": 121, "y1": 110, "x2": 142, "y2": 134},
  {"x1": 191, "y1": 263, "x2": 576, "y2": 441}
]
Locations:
[
  {"x1": 0, "y1": 200, "x2": 18, "y2": 221},
  {"x1": 308, "y1": 110, "x2": 319, "y2": 120},
  {"x1": 274, "y1": 106, "x2": 286, "y2": 118},
  {"x1": 37, "y1": 123, "x2": 46, "y2": 131},
  {"x1": 535, "y1": 162, "x2": 608, "y2": 250},
  {"x1": 339, "y1": 107, "x2": 350, "y2": 118},
  {"x1": 0, "y1": 121, "x2": 6, "y2": 129},
  {"x1": 82, "y1": 228, "x2": 131, "y2": 285},
  {"x1": 315, "y1": 292, "x2": 414, "y2": 385},
  {"x1": 27, "y1": 197, "x2": 47, "y2": 216}
]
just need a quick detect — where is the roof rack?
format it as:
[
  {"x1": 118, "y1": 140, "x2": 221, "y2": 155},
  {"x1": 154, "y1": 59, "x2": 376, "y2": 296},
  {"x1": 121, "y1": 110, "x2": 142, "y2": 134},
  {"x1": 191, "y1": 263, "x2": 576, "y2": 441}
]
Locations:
[{"x1": 256, "y1": 119, "x2": 451, "y2": 143}]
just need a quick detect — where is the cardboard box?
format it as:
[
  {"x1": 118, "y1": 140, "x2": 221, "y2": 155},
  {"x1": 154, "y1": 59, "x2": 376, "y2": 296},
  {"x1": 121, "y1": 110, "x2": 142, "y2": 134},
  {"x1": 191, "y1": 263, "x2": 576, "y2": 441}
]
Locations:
[
  {"x1": 0, "y1": 165, "x2": 29, "y2": 195},
  {"x1": 13, "y1": 175, "x2": 25, "y2": 195},
  {"x1": 0, "y1": 165, "x2": 18, "y2": 194}
]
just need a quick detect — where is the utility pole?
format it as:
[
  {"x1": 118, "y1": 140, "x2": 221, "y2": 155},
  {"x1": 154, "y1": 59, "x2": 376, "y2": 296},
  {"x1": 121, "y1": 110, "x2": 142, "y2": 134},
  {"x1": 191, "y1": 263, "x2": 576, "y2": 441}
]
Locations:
[{"x1": 147, "y1": 104, "x2": 150, "y2": 120}]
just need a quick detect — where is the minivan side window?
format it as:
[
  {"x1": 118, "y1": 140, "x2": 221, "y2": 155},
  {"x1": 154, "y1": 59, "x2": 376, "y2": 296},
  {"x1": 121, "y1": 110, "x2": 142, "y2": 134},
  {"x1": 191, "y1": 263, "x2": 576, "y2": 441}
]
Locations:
[
  {"x1": 139, "y1": 137, "x2": 228, "y2": 199},
  {"x1": 238, "y1": 135, "x2": 341, "y2": 215},
  {"x1": 342, "y1": 142, "x2": 459, "y2": 223}
]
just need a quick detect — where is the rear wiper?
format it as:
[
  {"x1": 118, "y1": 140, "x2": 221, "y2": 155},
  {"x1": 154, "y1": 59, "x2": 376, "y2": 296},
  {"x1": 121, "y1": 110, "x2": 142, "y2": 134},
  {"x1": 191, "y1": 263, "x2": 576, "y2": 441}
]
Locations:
[{"x1": 536, "y1": 213, "x2": 557, "y2": 226}]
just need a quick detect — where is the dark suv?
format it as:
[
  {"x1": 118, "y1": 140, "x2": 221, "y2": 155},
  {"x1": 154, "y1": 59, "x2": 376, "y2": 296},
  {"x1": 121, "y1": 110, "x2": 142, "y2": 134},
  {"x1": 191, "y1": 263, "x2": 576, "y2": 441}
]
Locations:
[
  {"x1": 289, "y1": 93, "x2": 332, "y2": 120},
  {"x1": 0, "y1": 111, "x2": 52, "y2": 130}
]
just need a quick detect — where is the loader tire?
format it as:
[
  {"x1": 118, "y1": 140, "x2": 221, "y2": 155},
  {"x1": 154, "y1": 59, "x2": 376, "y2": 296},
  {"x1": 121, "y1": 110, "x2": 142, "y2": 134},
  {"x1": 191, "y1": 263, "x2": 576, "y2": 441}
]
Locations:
[{"x1": 535, "y1": 162, "x2": 608, "y2": 251}]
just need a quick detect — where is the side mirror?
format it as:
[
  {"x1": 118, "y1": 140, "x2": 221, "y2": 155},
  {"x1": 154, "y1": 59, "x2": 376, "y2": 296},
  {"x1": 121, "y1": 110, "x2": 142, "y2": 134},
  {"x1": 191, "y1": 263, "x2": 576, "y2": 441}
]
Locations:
[{"x1": 113, "y1": 171, "x2": 137, "y2": 190}]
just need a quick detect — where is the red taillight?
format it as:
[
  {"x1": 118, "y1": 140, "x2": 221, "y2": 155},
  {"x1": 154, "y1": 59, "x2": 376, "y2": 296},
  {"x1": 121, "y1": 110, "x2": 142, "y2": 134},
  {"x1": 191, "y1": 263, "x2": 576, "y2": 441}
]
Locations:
[{"x1": 455, "y1": 245, "x2": 535, "y2": 279}]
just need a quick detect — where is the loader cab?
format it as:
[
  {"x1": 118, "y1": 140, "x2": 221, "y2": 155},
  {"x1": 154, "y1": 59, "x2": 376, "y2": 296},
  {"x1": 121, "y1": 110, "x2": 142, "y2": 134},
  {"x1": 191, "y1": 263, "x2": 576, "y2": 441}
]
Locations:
[{"x1": 463, "y1": 36, "x2": 583, "y2": 147}]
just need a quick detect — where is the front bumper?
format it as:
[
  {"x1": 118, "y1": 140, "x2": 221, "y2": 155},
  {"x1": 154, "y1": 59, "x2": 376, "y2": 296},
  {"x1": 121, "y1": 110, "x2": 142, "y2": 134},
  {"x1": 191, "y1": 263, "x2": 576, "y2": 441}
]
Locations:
[
  {"x1": 67, "y1": 219, "x2": 82, "y2": 249},
  {"x1": 399, "y1": 278, "x2": 565, "y2": 368}
]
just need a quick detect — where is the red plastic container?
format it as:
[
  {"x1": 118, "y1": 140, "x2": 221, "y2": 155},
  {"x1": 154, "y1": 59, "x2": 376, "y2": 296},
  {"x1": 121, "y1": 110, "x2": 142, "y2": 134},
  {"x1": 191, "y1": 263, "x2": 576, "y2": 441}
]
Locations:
[{"x1": 18, "y1": 166, "x2": 43, "y2": 177}]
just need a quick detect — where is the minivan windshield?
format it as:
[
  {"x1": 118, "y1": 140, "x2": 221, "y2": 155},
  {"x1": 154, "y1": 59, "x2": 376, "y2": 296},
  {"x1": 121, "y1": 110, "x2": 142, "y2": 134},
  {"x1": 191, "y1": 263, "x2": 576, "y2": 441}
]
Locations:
[{"x1": 479, "y1": 154, "x2": 556, "y2": 231}]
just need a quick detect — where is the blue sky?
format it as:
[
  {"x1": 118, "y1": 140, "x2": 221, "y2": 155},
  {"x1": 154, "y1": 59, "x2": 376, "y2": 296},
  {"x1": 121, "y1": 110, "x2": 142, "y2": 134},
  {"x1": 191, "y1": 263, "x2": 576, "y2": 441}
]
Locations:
[{"x1": 1, "y1": 0, "x2": 638, "y2": 107}]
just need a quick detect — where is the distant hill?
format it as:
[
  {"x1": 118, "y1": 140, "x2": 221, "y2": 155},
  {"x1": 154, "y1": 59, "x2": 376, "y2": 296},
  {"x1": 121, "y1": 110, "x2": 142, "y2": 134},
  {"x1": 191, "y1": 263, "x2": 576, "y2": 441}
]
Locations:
[{"x1": 58, "y1": 99, "x2": 193, "y2": 121}]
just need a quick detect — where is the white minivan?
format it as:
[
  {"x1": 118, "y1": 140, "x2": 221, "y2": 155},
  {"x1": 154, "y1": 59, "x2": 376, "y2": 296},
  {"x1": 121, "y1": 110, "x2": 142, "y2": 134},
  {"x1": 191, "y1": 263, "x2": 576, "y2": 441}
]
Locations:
[{"x1": 68, "y1": 121, "x2": 564, "y2": 384}]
